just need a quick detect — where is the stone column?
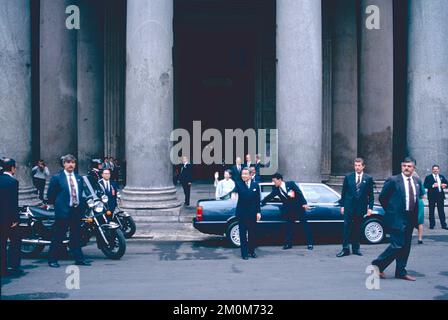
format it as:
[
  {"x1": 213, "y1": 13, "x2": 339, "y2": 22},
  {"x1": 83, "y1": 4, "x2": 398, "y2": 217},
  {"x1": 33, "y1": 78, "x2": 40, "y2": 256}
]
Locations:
[
  {"x1": 358, "y1": 0, "x2": 394, "y2": 180},
  {"x1": 40, "y1": 0, "x2": 77, "y2": 174},
  {"x1": 121, "y1": 0, "x2": 180, "y2": 211},
  {"x1": 407, "y1": 0, "x2": 448, "y2": 176},
  {"x1": 0, "y1": 0, "x2": 38, "y2": 205},
  {"x1": 76, "y1": 0, "x2": 104, "y2": 174},
  {"x1": 331, "y1": 0, "x2": 358, "y2": 176},
  {"x1": 276, "y1": 0, "x2": 322, "y2": 182}
]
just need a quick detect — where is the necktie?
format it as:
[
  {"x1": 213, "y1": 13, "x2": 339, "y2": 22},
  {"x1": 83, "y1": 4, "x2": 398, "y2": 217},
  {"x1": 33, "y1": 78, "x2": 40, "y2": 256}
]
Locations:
[
  {"x1": 408, "y1": 178, "x2": 415, "y2": 212},
  {"x1": 69, "y1": 173, "x2": 78, "y2": 207},
  {"x1": 356, "y1": 175, "x2": 361, "y2": 193},
  {"x1": 435, "y1": 175, "x2": 441, "y2": 192}
]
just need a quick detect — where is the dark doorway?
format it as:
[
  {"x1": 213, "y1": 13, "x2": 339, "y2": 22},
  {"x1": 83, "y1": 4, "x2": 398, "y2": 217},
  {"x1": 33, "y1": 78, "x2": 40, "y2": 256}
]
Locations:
[{"x1": 174, "y1": 0, "x2": 276, "y2": 181}]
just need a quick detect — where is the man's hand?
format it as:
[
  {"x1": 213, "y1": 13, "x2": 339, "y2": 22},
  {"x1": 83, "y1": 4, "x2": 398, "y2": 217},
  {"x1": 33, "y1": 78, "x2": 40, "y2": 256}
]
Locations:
[
  {"x1": 442, "y1": 183, "x2": 447, "y2": 189},
  {"x1": 340, "y1": 207, "x2": 344, "y2": 215},
  {"x1": 188, "y1": 182, "x2": 192, "y2": 186},
  {"x1": 214, "y1": 172, "x2": 219, "y2": 180},
  {"x1": 10, "y1": 222, "x2": 19, "y2": 228},
  {"x1": 367, "y1": 209, "x2": 373, "y2": 216},
  {"x1": 433, "y1": 183, "x2": 439, "y2": 188},
  {"x1": 302, "y1": 204, "x2": 309, "y2": 210},
  {"x1": 256, "y1": 213, "x2": 261, "y2": 221}
]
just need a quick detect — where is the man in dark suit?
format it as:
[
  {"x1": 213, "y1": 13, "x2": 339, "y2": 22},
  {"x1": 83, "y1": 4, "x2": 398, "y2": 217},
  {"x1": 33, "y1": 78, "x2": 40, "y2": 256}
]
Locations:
[
  {"x1": 371, "y1": 157, "x2": 424, "y2": 281},
  {"x1": 0, "y1": 158, "x2": 23, "y2": 276},
  {"x1": 177, "y1": 156, "x2": 193, "y2": 206},
  {"x1": 424, "y1": 165, "x2": 448, "y2": 229},
  {"x1": 98, "y1": 168, "x2": 119, "y2": 212},
  {"x1": 261, "y1": 173, "x2": 313, "y2": 250},
  {"x1": 254, "y1": 154, "x2": 264, "y2": 183},
  {"x1": 230, "y1": 157, "x2": 244, "y2": 183},
  {"x1": 231, "y1": 167, "x2": 261, "y2": 260},
  {"x1": 47, "y1": 154, "x2": 90, "y2": 268},
  {"x1": 336, "y1": 158, "x2": 374, "y2": 257}
]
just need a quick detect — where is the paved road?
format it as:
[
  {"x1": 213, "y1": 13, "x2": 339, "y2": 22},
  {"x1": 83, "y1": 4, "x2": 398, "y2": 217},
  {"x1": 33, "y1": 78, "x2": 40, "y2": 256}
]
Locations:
[{"x1": 1, "y1": 229, "x2": 447, "y2": 300}]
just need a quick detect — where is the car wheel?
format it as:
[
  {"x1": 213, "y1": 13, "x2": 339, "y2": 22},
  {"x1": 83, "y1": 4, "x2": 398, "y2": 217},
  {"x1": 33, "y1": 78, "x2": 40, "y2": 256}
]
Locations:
[
  {"x1": 363, "y1": 219, "x2": 385, "y2": 244},
  {"x1": 226, "y1": 221, "x2": 240, "y2": 247}
]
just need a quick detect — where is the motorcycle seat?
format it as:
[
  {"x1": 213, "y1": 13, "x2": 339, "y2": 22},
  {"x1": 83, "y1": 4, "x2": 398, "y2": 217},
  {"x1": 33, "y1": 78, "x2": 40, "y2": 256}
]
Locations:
[{"x1": 29, "y1": 206, "x2": 56, "y2": 220}]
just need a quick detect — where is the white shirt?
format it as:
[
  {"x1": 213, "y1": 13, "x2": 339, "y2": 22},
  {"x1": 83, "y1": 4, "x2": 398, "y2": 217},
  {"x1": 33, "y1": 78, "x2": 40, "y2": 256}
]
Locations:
[
  {"x1": 3, "y1": 172, "x2": 15, "y2": 179},
  {"x1": 64, "y1": 170, "x2": 79, "y2": 206},
  {"x1": 280, "y1": 182, "x2": 287, "y2": 194},
  {"x1": 246, "y1": 179, "x2": 252, "y2": 188},
  {"x1": 246, "y1": 161, "x2": 252, "y2": 167},
  {"x1": 215, "y1": 179, "x2": 235, "y2": 199},
  {"x1": 355, "y1": 172, "x2": 363, "y2": 184},
  {"x1": 402, "y1": 173, "x2": 416, "y2": 211},
  {"x1": 433, "y1": 174, "x2": 442, "y2": 192}
]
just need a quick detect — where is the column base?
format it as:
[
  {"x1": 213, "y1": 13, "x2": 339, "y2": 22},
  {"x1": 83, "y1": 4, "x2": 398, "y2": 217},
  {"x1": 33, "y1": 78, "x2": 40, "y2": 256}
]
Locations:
[
  {"x1": 121, "y1": 186, "x2": 181, "y2": 211},
  {"x1": 18, "y1": 185, "x2": 40, "y2": 206}
]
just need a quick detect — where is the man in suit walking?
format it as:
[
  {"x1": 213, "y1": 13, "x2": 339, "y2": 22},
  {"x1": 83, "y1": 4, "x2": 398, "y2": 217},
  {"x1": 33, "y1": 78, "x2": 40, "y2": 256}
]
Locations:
[
  {"x1": 230, "y1": 157, "x2": 244, "y2": 183},
  {"x1": 371, "y1": 157, "x2": 423, "y2": 281},
  {"x1": 98, "y1": 168, "x2": 119, "y2": 212},
  {"x1": 178, "y1": 156, "x2": 193, "y2": 206},
  {"x1": 0, "y1": 158, "x2": 24, "y2": 276},
  {"x1": 424, "y1": 165, "x2": 448, "y2": 230},
  {"x1": 231, "y1": 167, "x2": 261, "y2": 260},
  {"x1": 47, "y1": 154, "x2": 90, "y2": 268},
  {"x1": 261, "y1": 173, "x2": 313, "y2": 250},
  {"x1": 337, "y1": 158, "x2": 374, "y2": 257}
]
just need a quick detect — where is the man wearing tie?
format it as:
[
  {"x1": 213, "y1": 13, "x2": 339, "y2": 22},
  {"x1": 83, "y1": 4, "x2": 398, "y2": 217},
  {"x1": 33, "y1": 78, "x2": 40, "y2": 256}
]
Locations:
[
  {"x1": 98, "y1": 168, "x2": 119, "y2": 212},
  {"x1": 372, "y1": 157, "x2": 423, "y2": 281},
  {"x1": 337, "y1": 158, "x2": 374, "y2": 257},
  {"x1": 261, "y1": 173, "x2": 313, "y2": 250},
  {"x1": 231, "y1": 168, "x2": 261, "y2": 260},
  {"x1": 423, "y1": 165, "x2": 448, "y2": 230},
  {"x1": 230, "y1": 157, "x2": 243, "y2": 183},
  {"x1": 0, "y1": 158, "x2": 23, "y2": 276},
  {"x1": 178, "y1": 156, "x2": 193, "y2": 206},
  {"x1": 47, "y1": 154, "x2": 90, "y2": 268}
]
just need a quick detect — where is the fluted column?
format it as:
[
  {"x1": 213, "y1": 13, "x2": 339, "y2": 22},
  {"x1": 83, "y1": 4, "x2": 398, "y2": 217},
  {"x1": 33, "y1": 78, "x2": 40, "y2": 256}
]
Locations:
[
  {"x1": 276, "y1": 0, "x2": 322, "y2": 182},
  {"x1": 0, "y1": 0, "x2": 38, "y2": 205},
  {"x1": 407, "y1": 0, "x2": 448, "y2": 175},
  {"x1": 39, "y1": 0, "x2": 77, "y2": 173},
  {"x1": 121, "y1": 0, "x2": 180, "y2": 211},
  {"x1": 358, "y1": 0, "x2": 394, "y2": 180}
]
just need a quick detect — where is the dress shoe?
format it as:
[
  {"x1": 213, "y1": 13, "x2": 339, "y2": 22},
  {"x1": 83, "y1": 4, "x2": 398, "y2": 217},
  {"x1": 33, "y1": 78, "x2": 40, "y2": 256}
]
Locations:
[
  {"x1": 429, "y1": 226, "x2": 435, "y2": 230},
  {"x1": 336, "y1": 250, "x2": 350, "y2": 257},
  {"x1": 418, "y1": 240, "x2": 423, "y2": 244},
  {"x1": 307, "y1": 245, "x2": 313, "y2": 250},
  {"x1": 249, "y1": 253, "x2": 257, "y2": 259},
  {"x1": 396, "y1": 274, "x2": 416, "y2": 281},
  {"x1": 48, "y1": 262, "x2": 60, "y2": 268},
  {"x1": 242, "y1": 256, "x2": 249, "y2": 260},
  {"x1": 442, "y1": 226, "x2": 448, "y2": 230},
  {"x1": 352, "y1": 250, "x2": 363, "y2": 256},
  {"x1": 75, "y1": 260, "x2": 91, "y2": 266},
  {"x1": 282, "y1": 244, "x2": 292, "y2": 250}
]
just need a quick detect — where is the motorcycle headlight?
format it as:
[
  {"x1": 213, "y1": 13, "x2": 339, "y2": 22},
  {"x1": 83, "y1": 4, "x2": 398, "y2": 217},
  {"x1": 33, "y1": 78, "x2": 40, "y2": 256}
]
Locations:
[
  {"x1": 87, "y1": 199, "x2": 95, "y2": 208},
  {"x1": 101, "y1": 195, "x2": 109, "y2": 203},
  {"x1": 94, "y1": 202, "x2": 104, "y2": 213}
]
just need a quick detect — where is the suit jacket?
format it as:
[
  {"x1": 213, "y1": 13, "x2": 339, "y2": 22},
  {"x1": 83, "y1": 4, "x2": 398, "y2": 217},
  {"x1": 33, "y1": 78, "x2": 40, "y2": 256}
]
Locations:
[
  {"x1": 261, "y1": 181, "x2": 307, "y2": 219},
  {"x1": 232, "y1": 180, "x2": 261, "y2": 222},
  {"x1": 178, "y1": 163, "x2": 193, "y2": 184},
  {"x1": 230, "y1": 165, "x2": 243, "y2": 182},
  {"x1": 98, "y1": 179, "x2": 119, "y2": 211},
  {"x1": 47, "y1": 171, "x2": 86, "y2": 219},
  {"x1": 0, "y1": 173, "x2": 19, "y2": 228},
  {"x1": 339, "y1": 172, "x2": 374, "y2": 216},
  {"x1": 379, "y1": 174, "x2": 423, "y2": 230},
  {"x1": 423, "y1": 174, "x2": 447, "y2": 200}
]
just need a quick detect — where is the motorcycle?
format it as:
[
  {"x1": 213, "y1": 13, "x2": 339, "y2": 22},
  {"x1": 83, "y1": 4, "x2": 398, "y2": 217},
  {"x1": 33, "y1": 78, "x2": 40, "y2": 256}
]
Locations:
[
  {"x1": 108, "y1": 192, "x2": 136, "y2": 239},
  {"x1": 19, "y1": 176, "x2": 126, "y2": 260}
]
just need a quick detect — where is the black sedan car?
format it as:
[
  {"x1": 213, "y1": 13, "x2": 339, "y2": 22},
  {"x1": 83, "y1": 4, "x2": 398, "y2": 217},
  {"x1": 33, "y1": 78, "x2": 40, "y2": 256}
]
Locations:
[{"x1": 193, "y1": 182, "x2": 386, "y2": 247}]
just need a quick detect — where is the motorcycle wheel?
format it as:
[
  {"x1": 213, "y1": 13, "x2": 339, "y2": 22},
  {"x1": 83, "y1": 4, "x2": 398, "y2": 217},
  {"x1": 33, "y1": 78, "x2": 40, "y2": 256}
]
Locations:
[
  {"x1": 99, "y1": 228, "x2": 126, "y2": 260},
  {"x1": 121, "y1": 216, "x2": 136, "y2": 239},
  {"x1": 20, "y1": 242, "x2": 45, "y2": 258}
]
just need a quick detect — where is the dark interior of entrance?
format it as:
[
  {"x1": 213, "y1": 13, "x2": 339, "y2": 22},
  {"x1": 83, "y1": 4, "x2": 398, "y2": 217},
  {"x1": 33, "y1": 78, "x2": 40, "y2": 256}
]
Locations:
[{"x1": 174, "y1": 0, "x2": 276, "y2": 181}]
